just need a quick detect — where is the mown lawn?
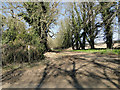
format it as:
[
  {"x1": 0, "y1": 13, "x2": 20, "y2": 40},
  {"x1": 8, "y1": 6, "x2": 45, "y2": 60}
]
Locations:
[{"x1": 69, "y1": 49, "x2": 120, "y2": 55}]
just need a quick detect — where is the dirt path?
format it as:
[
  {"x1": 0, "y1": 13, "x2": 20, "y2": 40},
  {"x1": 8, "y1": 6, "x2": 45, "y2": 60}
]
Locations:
[{"x1": 2, "y1": 50, "x2": 120, "y2": 89}]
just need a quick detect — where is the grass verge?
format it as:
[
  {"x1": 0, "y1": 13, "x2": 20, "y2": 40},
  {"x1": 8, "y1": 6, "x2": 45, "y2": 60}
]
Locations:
[{"x1": 69, "y1": 49, "x2": 120, "y2": 55}]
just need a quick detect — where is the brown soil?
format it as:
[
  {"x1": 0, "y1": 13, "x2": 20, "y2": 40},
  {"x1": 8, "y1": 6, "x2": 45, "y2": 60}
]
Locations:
[{"x1": 2, "y1": 50, "x2": 120, "y2": 89}]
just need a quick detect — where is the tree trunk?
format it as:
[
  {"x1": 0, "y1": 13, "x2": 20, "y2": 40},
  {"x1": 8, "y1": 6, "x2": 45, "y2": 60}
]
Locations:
[
  {"x1": 75, "y1": 33, "x2": 80, "y2": 50},
  {"x1": 76, "y1": 40, "x2": 79, "y2": 50},
  {"x1": 72, "y1": 38, "x2": 75, "y2": 50},
  {"x1": 106, "y1": 32, "x2": 113, "y2": 49},
  {"x1": 90, "y1": 38, "x2": 95, "y2": 49},
  {"x1": 82, "y1": 32, "x2": 86, "y2": 49},
  {"x1": 71, "y1": 32, "x2": 75, "y2": 50},
  {"x1": 105, "y1": 26, "x2": 113, "y2": 49},
  {"x1": 44, "y1": 29, "x2": 49, "y2": 51}
]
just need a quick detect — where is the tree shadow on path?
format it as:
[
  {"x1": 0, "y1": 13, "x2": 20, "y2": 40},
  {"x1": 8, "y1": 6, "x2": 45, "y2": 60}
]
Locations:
[{"x1": 36, "y1": 53, "x2": 120, "y2": 89}]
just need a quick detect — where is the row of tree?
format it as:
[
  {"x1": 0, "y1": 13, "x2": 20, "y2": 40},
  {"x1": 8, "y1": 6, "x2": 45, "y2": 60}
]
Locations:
[{"x1": 54, "y1": 2, "x2": 119, "y2": 50}]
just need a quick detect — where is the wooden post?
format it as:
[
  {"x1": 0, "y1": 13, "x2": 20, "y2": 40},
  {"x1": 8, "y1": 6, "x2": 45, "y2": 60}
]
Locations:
[{"x1": 28, "y1": 45, "x2": 30, "y2": 64}]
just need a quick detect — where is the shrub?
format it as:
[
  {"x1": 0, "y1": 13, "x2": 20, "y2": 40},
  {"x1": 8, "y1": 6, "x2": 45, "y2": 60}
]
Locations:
[{"x1": 2, "y1": 40, "x2": 45, "y2": 66}]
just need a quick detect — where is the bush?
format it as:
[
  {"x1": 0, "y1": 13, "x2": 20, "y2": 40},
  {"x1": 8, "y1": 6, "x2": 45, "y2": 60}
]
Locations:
[{"x1": 2, "y1": 40, "x2": 45, "y2": 66}]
